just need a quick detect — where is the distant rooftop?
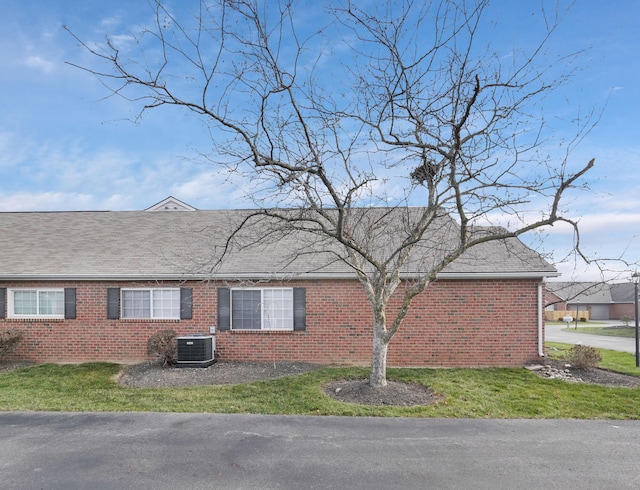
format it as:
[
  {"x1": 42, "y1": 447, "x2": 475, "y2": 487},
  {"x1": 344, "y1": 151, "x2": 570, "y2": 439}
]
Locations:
[{"x1": 546, "y1": 281, "x2": 636, "y2": 304}]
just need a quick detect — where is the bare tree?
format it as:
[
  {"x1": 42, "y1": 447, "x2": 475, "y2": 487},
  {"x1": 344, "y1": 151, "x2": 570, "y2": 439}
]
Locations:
[{"x1": 66, "y1": 0, "x2": 596, "y2": 387}]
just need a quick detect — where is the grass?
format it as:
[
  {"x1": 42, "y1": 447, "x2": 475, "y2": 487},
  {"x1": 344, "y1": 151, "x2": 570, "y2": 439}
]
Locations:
[
  {"x1": 0, "y1": 347, "x2": 639, "y2": 418},
  {"x1": 548, "y1": 320, "x2": 636, "y2": 338},
  {"x1": 561, "y1": 325, "x2": 637, "y2": 338},
  {"x1": 546, "y1": 342, "x2": 639, "y2": 375}
]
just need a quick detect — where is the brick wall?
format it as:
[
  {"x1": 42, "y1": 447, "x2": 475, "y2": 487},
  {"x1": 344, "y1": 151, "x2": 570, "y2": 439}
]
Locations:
[
  {"x1": 610, "y1": 303, "x2": 635, "y2": 321},
  {"x1": 0, "y1": 278, "x2": 543, "y2": 367}
]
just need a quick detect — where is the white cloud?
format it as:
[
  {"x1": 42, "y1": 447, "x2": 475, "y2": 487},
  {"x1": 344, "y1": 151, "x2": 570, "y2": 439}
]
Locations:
[
  {"x1": 0, "y1": 191, "x2": 94, "y2": 211},
  {"x1": 0, "y1": 126, "x2": 255, "y2": 212},
  {"x1": 549, "y1": 259, "x2": 633, "y2": 283},
  {"x1": 0, "y1": 131, "x2": 30, "y2": 169},
  {"x1": 171, "y1": 170, "x2": 255, "y2": 209},
  {"x1": 24, "y1": 55, "x2": 55, "y2": 73},
  {"x1": 107, "y1": 33, "x2": 137, "y2": 49},
  {"x1": 102, "y1": 193, "x2": 136, "y2": 210},
  {"x1": 100, "y1": 15, "x2": 123, "y2": 29},
  {"x1": 575, "y1": 212, "x2": 640, "y2": 234}
]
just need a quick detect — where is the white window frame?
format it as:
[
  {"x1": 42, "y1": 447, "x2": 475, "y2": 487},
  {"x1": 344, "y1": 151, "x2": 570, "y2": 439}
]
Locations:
[
  {"x1": 230, "y1": 288, "x2": 294, "y2": 331},
  {"x1": 8, "y1": 288, "x2": 65, "y2": 319},
  {"x1": 121, "y1": 288, "x2": 180, "y2": 320}
]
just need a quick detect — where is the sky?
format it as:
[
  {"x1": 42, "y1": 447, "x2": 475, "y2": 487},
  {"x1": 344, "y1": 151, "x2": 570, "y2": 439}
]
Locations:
[{"x1": 1, "y1": 0, "x2": 639, "y2": 283}]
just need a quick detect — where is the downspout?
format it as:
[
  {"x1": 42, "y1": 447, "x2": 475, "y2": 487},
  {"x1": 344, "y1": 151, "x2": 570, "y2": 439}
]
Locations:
[{"x1": 538, "y1": 281, "x2": 545, "y2": 358}]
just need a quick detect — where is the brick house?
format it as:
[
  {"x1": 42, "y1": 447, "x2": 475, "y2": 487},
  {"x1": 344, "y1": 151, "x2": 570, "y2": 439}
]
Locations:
[
  {"x1": 545, "y1": 281, "x2": 636, "y2": 321},
  {"x1": 0, "y1": 198, "x2": 557, "y2": 367}
]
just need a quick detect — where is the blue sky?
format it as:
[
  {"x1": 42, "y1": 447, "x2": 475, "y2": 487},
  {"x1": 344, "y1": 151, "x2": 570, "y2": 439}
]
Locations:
[{"x1": 1, "y1": 0, "x2": 639, "y2": 282}]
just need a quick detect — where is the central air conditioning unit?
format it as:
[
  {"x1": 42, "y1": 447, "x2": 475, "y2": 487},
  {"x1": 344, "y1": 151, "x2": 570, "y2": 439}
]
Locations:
[{"x1": 176, "y1": 334, "x2": 215, "y2": 368}]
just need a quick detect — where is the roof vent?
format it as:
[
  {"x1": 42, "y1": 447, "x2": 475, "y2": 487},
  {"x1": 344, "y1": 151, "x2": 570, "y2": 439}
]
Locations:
[{"x1": 145, "y1": 196, "x2": 197, "y2": 212}]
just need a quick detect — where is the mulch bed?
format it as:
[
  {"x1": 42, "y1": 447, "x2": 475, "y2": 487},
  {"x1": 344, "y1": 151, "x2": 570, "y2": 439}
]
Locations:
[
  {"x1": 117, "y1": 362, "x2": 440, "y2": 406},
  {"x1": 2, "y1": 358, "x2": 639, "y2": 408},
  {"x1": 533, "y1": 359, "x2": 640, "y2": 388},
  {"x1": 116, "y1": 360, "x2": 326, "y2": 388},
  {"x1": 324, "y1": 379, "x2": 441, "y2": 406},
  {"x1": 0, "y1": 360, "x2": 35, "y2": 373}
]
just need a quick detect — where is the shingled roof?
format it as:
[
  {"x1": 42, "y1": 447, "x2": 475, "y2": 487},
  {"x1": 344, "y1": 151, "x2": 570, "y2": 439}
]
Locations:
[
  {"x1": 0, "y1": 206, "x2": 556, "y2": 281},
  {"x1": 547, "y1": 281, "x2": 635, "y2": 304}
]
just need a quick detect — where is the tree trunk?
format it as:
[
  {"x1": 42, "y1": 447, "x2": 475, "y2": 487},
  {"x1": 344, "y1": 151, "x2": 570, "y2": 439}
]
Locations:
[{"x1": 369, "y1": 321, "x2": 389, "y2": 387}]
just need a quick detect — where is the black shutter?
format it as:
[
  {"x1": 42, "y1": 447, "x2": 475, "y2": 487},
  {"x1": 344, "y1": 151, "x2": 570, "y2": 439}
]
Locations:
[
  {"x1": 180, "y1": 287, "x2": 193, "y2": 319},
  {"x1": 107, "y1": 288, "x2": 120, "y2": 319},
  {"x1": 0, "y1": 288, "x2": 5, "y2": 319},
  {"x1": 293, "y1": 287, "x2": 306, "y2": 331},
  {"x1": 64, "y1": 288, "x2": 76, "y2": 319},
  {"x1": 217, "y1": 288, "x2": 230, "y2": 331}
]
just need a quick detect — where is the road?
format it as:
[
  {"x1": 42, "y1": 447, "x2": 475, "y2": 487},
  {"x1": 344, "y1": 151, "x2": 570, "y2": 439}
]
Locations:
[
  {"x1": 545, "y1": 321, "x2": 637, "y2": 353},
  {"x1": 1, "y1": 412, "x2": 639, "y2": 489},
  {"x1": 1, "y1": 323, "x2": 638, "y2": 489}
]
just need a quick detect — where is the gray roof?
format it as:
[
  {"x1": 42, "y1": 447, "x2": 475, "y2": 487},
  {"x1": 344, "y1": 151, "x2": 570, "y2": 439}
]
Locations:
[
  {"x1": 546, "y1": 281, "x2": 636, "y2": 304},
  {"x1": 610, "y1": 283, "x2": 636, "y2": 303},
  {"x1": 0, "y1": 207, "x2": 556, "y2": 281},
  {"x1": 546, "y1": 282, "x2": 612, "y2": 304}
]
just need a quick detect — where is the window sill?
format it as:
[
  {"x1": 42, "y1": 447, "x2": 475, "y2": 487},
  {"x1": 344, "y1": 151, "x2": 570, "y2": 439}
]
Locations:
[
  {"x1": 5, "y1": 317, "x2": 65, "y2": 322},
  {"x1": 119, "y1": 318, "x2": 181, "y2": 323}
]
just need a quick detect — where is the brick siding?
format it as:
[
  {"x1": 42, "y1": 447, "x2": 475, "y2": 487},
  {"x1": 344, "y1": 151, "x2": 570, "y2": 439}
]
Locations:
[
  {"x1": 0, "y1": 278, "x2": 543, "y2": 367},
  {"x1": 609, "y1": 303, "x2": 635, "y2": 321}
]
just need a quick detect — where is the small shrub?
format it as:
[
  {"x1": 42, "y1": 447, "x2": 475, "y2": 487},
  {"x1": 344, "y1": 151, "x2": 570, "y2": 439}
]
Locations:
[
  {"x1": 147, "y1": 330, "x2": 177, "y2": 366},
  {"x1": 620, "y1": 316, "x2": 632, "y2": 327},
  {"x1": 0, "y1": 329, "x2": 24, "y2": 359},
  {"x1": 566, "y1": 345, "x2": 602, "y2": 369}
]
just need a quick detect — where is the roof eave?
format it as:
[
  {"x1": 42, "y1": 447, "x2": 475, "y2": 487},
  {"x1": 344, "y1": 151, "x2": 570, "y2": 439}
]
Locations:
[
  {"x1": 0, "y1": 270, "x2": 559, "y2": 282},
  {"x1": 0, "y1": 274, "x2": 199, "y2": 282},
  {"x1": 436, "y1": 271, "x2": 560, "y2": 280}
]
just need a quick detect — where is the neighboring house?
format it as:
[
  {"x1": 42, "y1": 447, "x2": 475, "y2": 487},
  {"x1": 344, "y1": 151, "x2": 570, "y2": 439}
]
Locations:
[
  {"x1": 0, "y1": 198, "x2": 558, "y2": 367},
  {"x1": 545, "y1": 281, "x2": 636, "y2": 321}
]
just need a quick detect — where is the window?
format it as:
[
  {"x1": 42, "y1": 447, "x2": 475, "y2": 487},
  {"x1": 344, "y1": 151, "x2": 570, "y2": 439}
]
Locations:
[
  {"x1": 8, "y1": 288, "x2": 65, "y2": 319},
  {"x1": 231, "y1": 288, "x2": 294, "y2": 330},
  {"x1": 217, "y1": 287, "x2": 306, "y2": 332},
  {"x1": 121, "y1": 288, "x2": 180, "y2": 319},
  {"x1": 107, "y1": 287, "x2": 192, "y2": 320}
]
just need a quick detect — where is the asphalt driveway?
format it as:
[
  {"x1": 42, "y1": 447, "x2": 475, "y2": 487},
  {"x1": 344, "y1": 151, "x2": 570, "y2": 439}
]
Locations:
[
  {"x1": 1, "y1": 412, "x2": 639, "y2": 489},
  {"x1": 545, "y1": 321, "x2": 637, "y2": 353}
]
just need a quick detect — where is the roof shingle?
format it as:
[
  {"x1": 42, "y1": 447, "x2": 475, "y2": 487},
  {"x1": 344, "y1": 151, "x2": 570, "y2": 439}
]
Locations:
[{"x1": 0, "y1": 208, "x2": 556, "y2": 280}]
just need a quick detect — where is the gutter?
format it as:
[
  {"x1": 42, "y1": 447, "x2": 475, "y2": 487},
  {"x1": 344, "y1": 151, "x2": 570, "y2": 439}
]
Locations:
[
  {"x1": 436, "y1": 271, "x2": 559, "y2": 280},
  {"x1": 538, "y1": 281, "x2": 545, "y2": 358},
  {"x1": 0, "y1": 271, "x2": 560, "y2": 282}
]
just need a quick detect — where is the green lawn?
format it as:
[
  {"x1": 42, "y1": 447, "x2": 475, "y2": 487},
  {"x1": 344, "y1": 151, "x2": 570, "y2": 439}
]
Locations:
[
  {"x1": 560, "y1": 325, "x2": 637, "y2": 338},
  {"x1": 0, "y1": 346, "x2": 638, "y2": 418},
  {"x1": 546, "y1": 342, "x2": 639, "y2": 375},
  {"x1": 547, "y1": 320, "x2": 636, "y2": 338}
]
